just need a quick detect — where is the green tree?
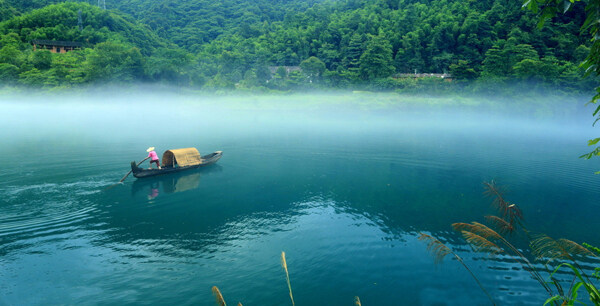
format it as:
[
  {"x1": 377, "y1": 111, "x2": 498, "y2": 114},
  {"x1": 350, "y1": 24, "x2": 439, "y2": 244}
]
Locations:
[
  {"x1": 18, "y1": 68, "x2": 45, "y2": 86},
  {"x1": 506, "y1": 43, "x2": 539, "y2": 68},
  {"x1": 512, "y1": 58, "x2": 543, "y2": 80},
  {"x1": 0, "y1": 62, "x2": 18, "y2": 83},
  {"x1": 343, "y1": 33, "x2": 364, "y2": 70},
  {"x1": 287, "y1": 69, "x2": 304, "y2": 88},
  {"x1": 237, "y1": 69, "x2": 260, "y2": 89},
  {"x1": 431, "y1": 52, "x2": 454, "y2": 73},
  {"x1": 85, "y1": 41, "x2": 145, "y2": 82},
  {"x1": 145, "y1": 47, "x2": 193, "y2": 84},
  {"x1": 266, "y1": 66, "x2": 290, "y2": 90},
  {"x1": 0, "y1": 33, "x2": 21, "y2": 48},
  {"x1": 30, "y1": 50, "x2": 52, "y2": 70},
  {"x1": 574, "y1": 45, "x2": 590, "y2": 63},
  {"x1": 481, "y1": 47, "x2": 507, "y2": 77},
  {"x1": 0, "y1": 1, "x2": 18, "y2": 22},
  {"x1": 275, "y1": 66, "x2": 287, "y2": 79},
  {"x1": 204, "y1": 72, "x2": 235, "y2": 90},
  {"x1": 359, "y1": 34, "x2": 394, "y2": 80},
  {"x1": 524, "y1": 0, "x2": 600, "y2": 165},
  {"x1": 50, "y1": 50, "x2": 86, "y2": 85},
  {"x1": 395, "y1": 31, "x2": 425, "y2": 73},
  {"x1": 300, "y1": 56, "x2": 325, "y2": 83},
  {"x1": 449, "y1": 60, "x2": 478, "y2": 80},
  {"x1": 254, "y1": 64, "x2": 271, "y2": 85},
  {"x1": 0, "y1": 45, "x2": 24, "y2": 66}
]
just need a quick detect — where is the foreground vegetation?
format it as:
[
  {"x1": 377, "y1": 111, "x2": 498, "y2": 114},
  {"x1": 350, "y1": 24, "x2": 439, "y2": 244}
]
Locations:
[
  {"x1": 421, "y1": 181, "x2": 600, "y2": 305},
  {"x1": 211, "y1": 252, "x2": 365, "y2": 306},
  {"x1": 208, "y1": 182, "x2": 600, "y2": 305}
]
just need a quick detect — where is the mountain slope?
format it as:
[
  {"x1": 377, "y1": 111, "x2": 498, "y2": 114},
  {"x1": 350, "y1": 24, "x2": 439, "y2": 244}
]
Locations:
[
  {"x1": 0, "y1": 2, "x2": 167, "y2": 54},
  {"x1": 0, "y1": 2, "x2": 192, "y2": 87},
  {"x1": 0, "y1": 0, "x2": 595, "y2": 91}
]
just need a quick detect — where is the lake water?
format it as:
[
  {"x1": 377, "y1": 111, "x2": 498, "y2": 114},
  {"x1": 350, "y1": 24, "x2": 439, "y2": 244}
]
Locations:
[{"x1": 1, "y1": 92, "x2": 599, "y2": 305}]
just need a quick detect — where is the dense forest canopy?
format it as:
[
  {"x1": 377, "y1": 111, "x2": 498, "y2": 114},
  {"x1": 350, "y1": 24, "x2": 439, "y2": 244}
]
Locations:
[{"x1": 0, "y1": 0, "x2": 596, "y2": 91}]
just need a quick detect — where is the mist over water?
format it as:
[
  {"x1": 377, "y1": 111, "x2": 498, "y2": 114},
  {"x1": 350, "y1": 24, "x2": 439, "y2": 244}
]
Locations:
[{"x1": 1, "y1": 91, "x2": 599, "y2": 305}]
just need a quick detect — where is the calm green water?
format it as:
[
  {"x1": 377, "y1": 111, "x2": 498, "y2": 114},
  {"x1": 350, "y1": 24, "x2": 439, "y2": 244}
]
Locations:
[{"x1": 1, "y1": 94, "x2": 599, "y2": 305}]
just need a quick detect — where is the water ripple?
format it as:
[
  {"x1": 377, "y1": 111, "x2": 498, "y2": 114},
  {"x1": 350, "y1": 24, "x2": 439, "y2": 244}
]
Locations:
[
  {"x1": 2, "y1": 179, "x2": 112, "y2": 200},
  {"x1": 0, "y1": 206, "x2": 98, "y2": 237}
]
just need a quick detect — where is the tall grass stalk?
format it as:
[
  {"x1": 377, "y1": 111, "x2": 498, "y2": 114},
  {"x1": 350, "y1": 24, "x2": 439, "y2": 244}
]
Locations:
[
  {"x1": 531, "y1": 234, "x2": 600, "y2": 295},
  {"x1": 453, "y1": 221, "x2": 554, "y2": 296},
  {"x1": 483, "y1": 181, "x2": 523, "y2": 229},
  {"x1": 418, "y1": 233, "x2": 496, "y2": 305},
  {"x1": 212, "y1": 286, "x2": 226, "y2": 306},
  {"x1": 453, "y1": 181, "x2": 600, "y2": 304},
  {"x1": 281, "y1": 251, "x2": 295, "y2": 306}
]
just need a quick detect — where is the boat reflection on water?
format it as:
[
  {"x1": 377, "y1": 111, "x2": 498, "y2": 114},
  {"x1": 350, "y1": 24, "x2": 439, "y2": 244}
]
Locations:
[
  {"x1": 131, "y1": 164, "x2": 223, "y2": 199},
  {"x1": 97, "y1": 161, "x2": 305, "y2": 254}
]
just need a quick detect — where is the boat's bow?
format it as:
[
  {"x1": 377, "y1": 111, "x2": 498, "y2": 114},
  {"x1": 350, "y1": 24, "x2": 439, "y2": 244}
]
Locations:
[
  {"x1": 201, "y1": 151, "x2": 223, "y2": 164},
  {"x1": 131, "y1": 161, "x2": 144, "y2": 177}
]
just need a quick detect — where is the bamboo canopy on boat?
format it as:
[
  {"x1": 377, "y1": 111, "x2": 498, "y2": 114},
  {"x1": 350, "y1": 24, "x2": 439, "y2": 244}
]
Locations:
[{"x1": 162, "y1": 148, "x2": 202, "y2": 167}]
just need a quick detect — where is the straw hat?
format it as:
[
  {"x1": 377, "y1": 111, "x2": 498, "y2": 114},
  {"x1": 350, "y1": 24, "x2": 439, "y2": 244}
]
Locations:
[{"x1": 146, "y1": 147, "x2": 155, "y2": 152}]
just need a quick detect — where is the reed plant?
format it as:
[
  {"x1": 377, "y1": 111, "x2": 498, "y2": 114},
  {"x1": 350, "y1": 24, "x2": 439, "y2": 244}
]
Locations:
[
  {"x1": 281, "y1": 251, "x2": 295, "y2": 306},
  {"x1": 418, "y1": 233, "x2": 496, "y2": 305},
  {"x1": 207, "y1": 180, "x2": 598, "y2": 305},
  {"x1": 210, "y1": 252, "x2": 365, "y2": 305},
  {"x1": 420, "y1": 181, "x2": 600, "y2": 305},
  {"x1": 209, "y1": 252, "x2": 296, "y2": 306},
  {"x1": 212, "y1": 286, "x2": 226, "y2": 306},
  {"x1": 209, "y1": 252, "x2": 295, "y2": 306}
]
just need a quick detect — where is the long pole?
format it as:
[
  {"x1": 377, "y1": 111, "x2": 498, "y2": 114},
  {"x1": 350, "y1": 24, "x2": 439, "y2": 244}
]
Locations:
[{"x1": 119, "y1": 157, "x2": 149, "y2": 182}]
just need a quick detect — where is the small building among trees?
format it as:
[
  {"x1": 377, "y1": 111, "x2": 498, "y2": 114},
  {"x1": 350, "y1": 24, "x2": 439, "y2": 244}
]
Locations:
[
  {"x1": 31, "y1": 40, "x2": 83, "y2": 53},
  {"x1": 394, "y1": 73, "x2": 453, "y2": 81}
]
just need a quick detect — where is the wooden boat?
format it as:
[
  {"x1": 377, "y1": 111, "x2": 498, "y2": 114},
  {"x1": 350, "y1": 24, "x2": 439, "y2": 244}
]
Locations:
[{"x1": 131, "y1": 148, "x2": 222, "y2": 179}]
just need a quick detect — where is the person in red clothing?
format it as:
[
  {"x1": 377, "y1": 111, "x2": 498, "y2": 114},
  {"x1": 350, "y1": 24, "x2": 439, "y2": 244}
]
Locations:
[{"x1": 146, "y1": 147, "x2": 162, "y2": 169}]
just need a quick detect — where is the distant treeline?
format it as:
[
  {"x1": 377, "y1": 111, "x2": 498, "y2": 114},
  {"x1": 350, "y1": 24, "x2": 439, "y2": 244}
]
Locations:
[{"x1": 0, "y1": 0, "x2": 597, "y2": 92}]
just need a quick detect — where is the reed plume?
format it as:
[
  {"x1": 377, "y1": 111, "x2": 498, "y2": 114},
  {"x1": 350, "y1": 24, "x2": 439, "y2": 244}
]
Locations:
[
  {"x1": 507, "y1": 204, "x2": 523, "y2": 228},
  {"x1": 459, "y1": 180, "x2": 600, "y2": 303},
  {"x1": 558, "y1": 239, "x2": 599, "y2": 259},
  {"x1": 452, "y1": 222, "x2": 503, "y2": 241},
  {"x1": 354, "y1": 296, "x2": 361, "y2": 306},
  {"x1": 281, "y1": 251, "x2": 295, "y2": 306},
  {"x1": 461, "y1": 231, "x2": 503, "y2": 255},
  {"x1": 485, "y1": 215, "x2": 515, "y2": 235},
  {"x1": 483, "y1": 181, "x2": 523, "y2": 227},
  {"x1": 531, "y1": 234, "x2": 571, "y2": 261},
  {"x1": 418, "y1": 233, "x2": 496, "y2": 305},
  {"x1": 418, "y1": 233, "x2": 452, "y2": 263},
  {"x1": 531, "y1": 234, "x2": 599, "y2": 261},
  {"x1": 453, "y1": 222, "x2": 553, "y2": 294},
  {"x1": 483, "y1": 180, "x2": 508, "y2": 214},
  {"x1": 530, "y1": 234, "x2": 600, "y2": 302},
  {"x1": 212, "y1": 286, "x2": 226, "y2": 306}
]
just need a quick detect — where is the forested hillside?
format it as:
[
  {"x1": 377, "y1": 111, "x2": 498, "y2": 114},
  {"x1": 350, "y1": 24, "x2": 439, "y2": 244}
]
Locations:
[{"x1": 0, "y1": 0, "x2": 596, "y2": 91}]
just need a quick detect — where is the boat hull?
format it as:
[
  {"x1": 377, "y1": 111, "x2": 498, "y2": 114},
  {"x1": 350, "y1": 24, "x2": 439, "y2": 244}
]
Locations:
[{"x1": 131, "y1": 151, "x2": 222, "y2": 178}]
